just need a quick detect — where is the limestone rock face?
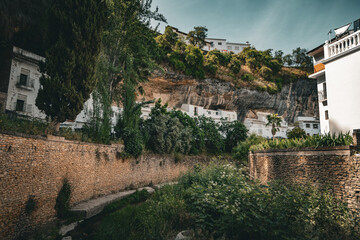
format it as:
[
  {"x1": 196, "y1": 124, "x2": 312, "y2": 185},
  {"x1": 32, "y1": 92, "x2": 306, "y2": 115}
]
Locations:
[{"x1": 141, "y1": 70, "x2": 319, "y2": 123}]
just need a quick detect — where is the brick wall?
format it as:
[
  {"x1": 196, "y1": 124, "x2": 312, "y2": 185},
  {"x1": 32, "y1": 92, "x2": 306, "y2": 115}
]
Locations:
[
  {"x1": 249, "y1": 147, "x2": 360, "y2": 210},
  {"x1": 0, "y1": 132, "x2": 208, "y2": 240}
]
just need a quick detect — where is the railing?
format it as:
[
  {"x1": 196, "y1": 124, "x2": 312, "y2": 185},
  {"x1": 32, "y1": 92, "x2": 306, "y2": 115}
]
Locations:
[
  {"x1": 328, "y1": 30, "x2": 360, "y2": 58},
  {"x1": 318, "y1": 90, "x2": 327, "y2": 101}
]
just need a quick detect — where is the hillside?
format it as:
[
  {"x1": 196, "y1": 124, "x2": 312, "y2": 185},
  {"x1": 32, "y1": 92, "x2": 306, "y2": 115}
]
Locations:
[{"x1": 140, "y1": 67, "x2": 318, "y2": 123}]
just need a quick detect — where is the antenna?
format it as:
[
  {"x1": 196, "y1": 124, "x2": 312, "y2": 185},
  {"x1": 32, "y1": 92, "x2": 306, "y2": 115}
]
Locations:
[{"x1": 328, "y1": 29, "x2": 332, "y2": 42}]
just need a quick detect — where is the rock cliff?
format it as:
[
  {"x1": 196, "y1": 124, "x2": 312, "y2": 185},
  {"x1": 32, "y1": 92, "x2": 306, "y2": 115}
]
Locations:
[{"x1": 141, "y1": 69, "x2": 319, "y2": 123}]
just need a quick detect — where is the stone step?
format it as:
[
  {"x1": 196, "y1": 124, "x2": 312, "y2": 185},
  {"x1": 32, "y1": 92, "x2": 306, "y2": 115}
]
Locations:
[{"x1": 70, "y1": 187, "x2": 155, "y2": 219}]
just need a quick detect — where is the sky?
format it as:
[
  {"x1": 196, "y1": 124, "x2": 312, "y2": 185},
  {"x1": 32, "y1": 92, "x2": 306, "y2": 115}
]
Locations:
[{"x1": 151, "y1": 0, "x2": 360, "y2": 54}]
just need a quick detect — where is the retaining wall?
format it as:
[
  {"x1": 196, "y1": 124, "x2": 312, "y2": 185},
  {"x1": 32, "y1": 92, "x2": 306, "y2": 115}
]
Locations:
[
  {"x1": 0, "y1": 132, "x2": 208, "y2": 239},
  {"x1": 249, "y1": 146, "x2": 360, "y2": 210}
]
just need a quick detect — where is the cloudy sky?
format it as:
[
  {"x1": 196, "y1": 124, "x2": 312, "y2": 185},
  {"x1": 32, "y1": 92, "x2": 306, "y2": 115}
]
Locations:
[{"x1": 151, "y1": 0, "x2": 360, "y2": 54}]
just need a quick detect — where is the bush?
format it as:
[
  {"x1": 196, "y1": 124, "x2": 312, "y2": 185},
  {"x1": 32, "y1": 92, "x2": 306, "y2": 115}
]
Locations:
[
  {"x1": 123, "y1": 128, "x2": 143, "y2": 158},
  {"x1": 184, "y1": 45, "x2": 204, "y2": 79},
  {"x1": 250, "y1": 132, "x2": 353, "y2": 152},
  {"x1": 241, "y1": 73, "x2": 255, "y2": 82},
  {"x1": 178, "y1": 163, "x2": 360, "y2": 239},
  {"x1": 220, "y1": 120, "x2": 248, "y2": 153},
  {"x1": 287, "y1": 126, "x2": 307, "y2": 139},
  {"x1": 228, "y1": 56, "x2": 241, "y2": 74},
  {"x1": 55, "y1": 179, "x2": 71, "y2": 219},
  {"x1": 259, "y1": 65, "x2": 273, "y2": 80},
  {"x1": 233, "y1": 134, "x2": 265, "y2": 163}
]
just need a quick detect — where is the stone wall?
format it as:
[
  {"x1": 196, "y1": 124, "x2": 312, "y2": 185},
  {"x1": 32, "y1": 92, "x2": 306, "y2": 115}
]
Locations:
[
  {"x1": 0, "y1": 132, "x2": 208, "y2": 240},
  {"x1": 249, "y1": 147, "x2": 360, "y2": 210}
]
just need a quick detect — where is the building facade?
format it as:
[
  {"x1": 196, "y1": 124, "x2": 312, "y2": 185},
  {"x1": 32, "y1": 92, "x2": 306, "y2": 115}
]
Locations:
[
  {"x1": 169, "y1": 26, "x2": 250, "y2": 54},
  {"x1": 180, "y1": 104, "x2": 237, "y2": 123},
  {"x1": 2, "y1": 46, "x2": 46, "y2": 119},
  {"x1": 294, "y1": 116, "x2": 320, "y2": 136},
  {"x1": 203, "y1": 38, "x2": 250, "y2": 54},
  {"x1": 308, "y1": 19, "x2": 360, "y2": 134},
  {"x1": 244, "y1": 112, "x2": 292, "y2": 139}
]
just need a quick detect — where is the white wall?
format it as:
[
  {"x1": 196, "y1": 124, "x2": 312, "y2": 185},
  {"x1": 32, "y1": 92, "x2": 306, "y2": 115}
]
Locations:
[
  {"x1": 180, "y1": 104, "x2": 237, "y2": 123},
  {"x1": 244, "y1": 112, "x2": 292, "y2": 139},
  {"x1": 325, "y1": 50, "x2": 360, "y2": 134},
  {"x1": 295, "y1": 116, "x2": 320, "y2": 136}
]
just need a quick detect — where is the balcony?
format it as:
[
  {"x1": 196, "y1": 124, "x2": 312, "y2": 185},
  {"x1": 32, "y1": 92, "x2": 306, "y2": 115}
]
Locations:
[
  {"x1": 327, "y1": 30, "x2": 360, "y2": 58},
  {"x1": 318, "y1": 90, "x2": 327, "y2": 101},
  {"x1": 16, "y1": 75, "x2": 35, "y2": 91}
]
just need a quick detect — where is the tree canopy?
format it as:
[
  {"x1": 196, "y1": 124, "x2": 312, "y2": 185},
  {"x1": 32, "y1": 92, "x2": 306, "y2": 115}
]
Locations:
[
  {"x1": 35, "y1": 0, "x2": 108, "y2": 129},
  {"x1": 187, "y1": 26, "x2": 208, "y2": 49}
]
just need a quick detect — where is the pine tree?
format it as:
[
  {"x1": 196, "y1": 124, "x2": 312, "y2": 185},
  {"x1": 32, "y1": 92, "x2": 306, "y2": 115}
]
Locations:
[{"x1": 35, "y1": 0, "x2": 107, "y2": 130}]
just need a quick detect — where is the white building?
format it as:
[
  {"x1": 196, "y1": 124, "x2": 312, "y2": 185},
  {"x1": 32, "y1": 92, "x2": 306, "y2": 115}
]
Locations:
[
  {"x1": 180, "y1": 104, "x2": 237, "y2": 123},
  {"x1": 203, "y1": 38, "x2": 250, "y2": 54},
  {"x1": 244, "y1": 112, "x2": 292, "y2": 139},
  {"x1": 308, "y1": 18, "x2": 360, "y2": 134},
  {"x1": 169, "y1": 26, "x2": 250, "y2": 54},
  {"x1": 1, "y1": 46, "x2": 46, "y2": 119},
  {"x1": 294, "y1": 116, "x2": 320, "y2": 136}
]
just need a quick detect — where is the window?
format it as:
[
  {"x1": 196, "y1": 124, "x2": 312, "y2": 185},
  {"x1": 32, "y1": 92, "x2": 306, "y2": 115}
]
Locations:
[
  {"x1": 16, "y1": 100, "x2": 25, "y2": 112},
  {"x1": 323, "y1": 100, "x2": 328, "y2": 106},
  {"x1": 218, "y1": 42, "x2": 222, "y2": 45},
  {"x1": 194, "y1": 107, "x2": 198, "y2": 116},
  {"x1": 227, "y1": 46, "x2": 232, "y2": 50},
  {"x1": 235, "y1": 46, "x2": 240, "y2": 50},
  {"x1": 210, "y1": 42, "x2": 214, "y2": 47},
  {"x1": 208, "y1": 111, "x2": 211, "y2": 114},
  {"x1": 19, "y1": 74, "x2": 28, "y2": 86},
  {"x1": 306, "y1": 124, "x2": 310, "y2": 128},
  {"x1": 313, "y1": 124, "x2": 318, "y2": 129},
  {"x1": 16, "y1": 94, "x2": 27, "y2": 112},
  {"x1": 216, "y1": 112, "x2": 219, "y2": 115},
  {"x1": 325, "y1": 110, "x2": 329, "y2": 120}
]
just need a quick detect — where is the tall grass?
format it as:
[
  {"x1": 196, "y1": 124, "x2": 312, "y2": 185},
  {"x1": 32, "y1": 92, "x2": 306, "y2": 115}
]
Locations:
[{"x1": 250, "y1": 132, "x2": 353, "y2": 152}]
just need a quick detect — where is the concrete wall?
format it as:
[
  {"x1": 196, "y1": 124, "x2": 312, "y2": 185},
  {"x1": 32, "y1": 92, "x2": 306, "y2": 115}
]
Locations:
[
  {"x1": 325, "y1": 49, "x2": 360, "y2": 134},
  {"x1": 249, "y1": 147, "x2": 360, "y2": 210},
  {"x1": 0, "y1": 132, "x2": 208, "y2": 240}
]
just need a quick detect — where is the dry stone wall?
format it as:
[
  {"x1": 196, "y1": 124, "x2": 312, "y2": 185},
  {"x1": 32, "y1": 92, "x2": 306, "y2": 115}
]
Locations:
[
  {"x1": 0, "y1": 132, "x2": 208, "y2": 240},
  {"x1": 249, "y1": 147, "x2": 360, "y2": 210}
]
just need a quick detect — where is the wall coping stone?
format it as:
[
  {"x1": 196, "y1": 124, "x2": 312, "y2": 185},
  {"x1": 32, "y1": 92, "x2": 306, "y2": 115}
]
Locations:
[
  {"x1": 251, "y1": 145, "x2": 350, "y2": 154},
  {"x1": 0, "y1": 131, "x2": 124, "y2": 148}
]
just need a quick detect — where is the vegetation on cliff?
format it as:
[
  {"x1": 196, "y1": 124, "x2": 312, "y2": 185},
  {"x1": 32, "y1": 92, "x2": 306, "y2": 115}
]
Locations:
[{"x1": 155, "y1": 26, "x2": 312, "y2": 94}]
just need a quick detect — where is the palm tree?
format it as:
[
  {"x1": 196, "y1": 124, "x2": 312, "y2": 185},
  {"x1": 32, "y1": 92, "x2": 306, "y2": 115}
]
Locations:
[{"x1": 266, "y1": 113, "x2": 282, "y2": 140}]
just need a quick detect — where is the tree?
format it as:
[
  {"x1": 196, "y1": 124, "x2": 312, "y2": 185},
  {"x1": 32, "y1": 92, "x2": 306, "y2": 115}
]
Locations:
[
  {"x1": 266, "y1": 113, "x2": 282, "y2": 140},
  {"x1": 287, "y1": 126, "x2": 307, "y2": 139},
  {"x1": 35, "y1": 0, "x2": 108, "y2": 131},
  {"x1": 98, "y1": 0, "x2": 165, "y2": 156},
  {"x1": 292, "y1": 47, "x2": 313, "y2": 71},
  {"x1": 220, "y1": 120, "x2": 248, "y2": 153},
  {"x1": 155, "y1": 25, "x2": 178, "y2": 55},
  {"x1": 187, "y1": 26, "x2": 208, "y2": 49}
]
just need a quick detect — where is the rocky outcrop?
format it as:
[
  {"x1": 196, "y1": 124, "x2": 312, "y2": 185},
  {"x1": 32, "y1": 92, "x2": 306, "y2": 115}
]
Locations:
[{"x1": 141, "y1": 70, "x2": 318, "y2": 123}]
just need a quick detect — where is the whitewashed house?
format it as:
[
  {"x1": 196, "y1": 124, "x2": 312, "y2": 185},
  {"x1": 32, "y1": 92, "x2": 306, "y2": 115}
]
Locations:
[
  {"x1": 1, "y1": 46, "x2": 46, "y2": 119},
  {"x1": 203, "y1": 38, "x2": 250, "y2": 54},
  {"x1": 294, "y1": 116, "x2": 320, "y2": 136},
  {"x1": 180, "y1": 104, "x2": 237, "y2": 123},
  {"x1": 307, "y1": 18, "x2": 360, "y2": 134},
  {"x1": 244, "y1": 112, "x2": 292, "y2": 139},
  {"x1": 169, "y1": 26, "x2": 250, "y2": 54}
]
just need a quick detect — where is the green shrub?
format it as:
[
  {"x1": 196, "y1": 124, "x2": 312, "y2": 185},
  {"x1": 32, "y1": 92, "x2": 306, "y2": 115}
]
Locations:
[
  {"x1": 287, "y1": 126, "x2": 307, "y2": 139},
  {"x1": 123, "y1": 128, "x2": 143, "y2": 158},
  {"x1": 55, "y1": 179, "x2": 71, "y2": 219},
  {"x1": 184, "y1": 45, "x2": 204, "y2": 79},
  {"x1": 250, "y1": 132, "x2": 353, "y2": 152},
  {"x1": 259, "y1": 65, "x2": 273, "y2": 80},
  {"x1": 233, "y1": 134, "x2": 265, "y2": 163},
  {"x1": 103, "y1": 190, "x2": 150, "y2": 214},
  {"x1": 229, "y1": 56, "x2": 241, "y2": 74},
  {"x1": 241, "y1": 73, "x2": 255, "y2": 81},
  {"x1": 178, "y1": 163, "x2": 360, "y2": 240}
]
